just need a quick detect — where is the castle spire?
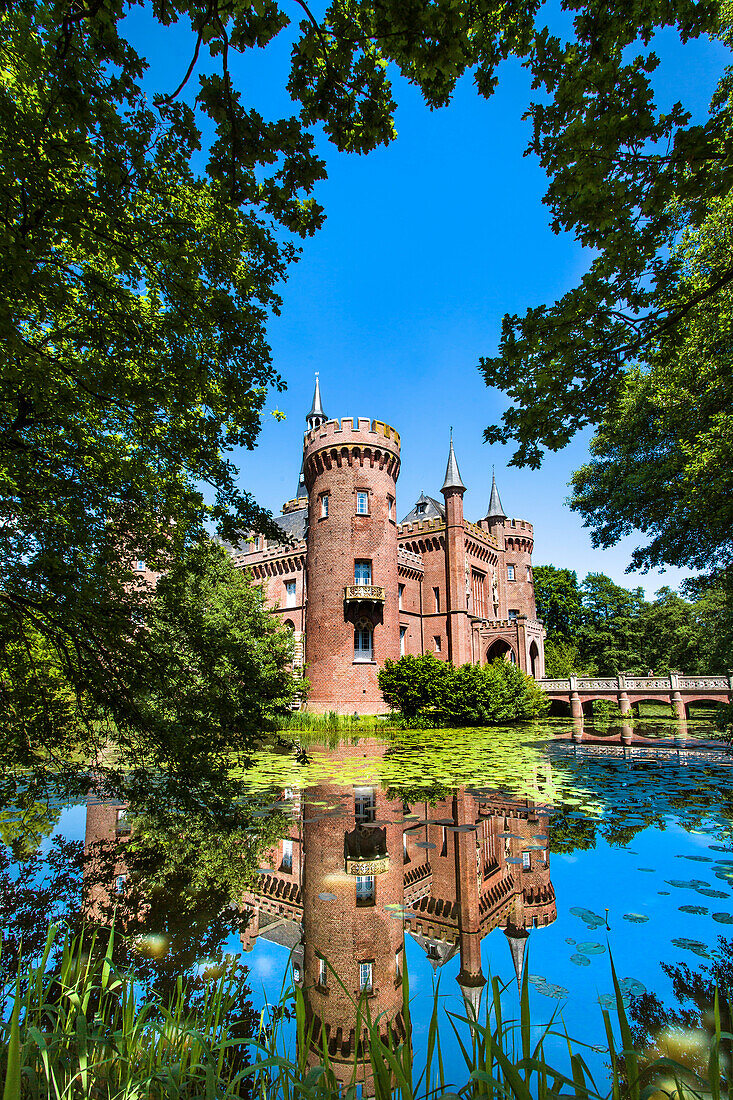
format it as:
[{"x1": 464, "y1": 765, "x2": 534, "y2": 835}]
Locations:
[
  {"x1": 441, "y1": 435, "x2": 466, "y2": 494},
  {"x1": 486, "y1": 469, "x2": 506, "y2": 522},
  {"x1": 503, "y1": 925, "x2": 529, "y2": 993},
  {"x1": 306, "y1": 373, "x2": 326, "y2": 431}
]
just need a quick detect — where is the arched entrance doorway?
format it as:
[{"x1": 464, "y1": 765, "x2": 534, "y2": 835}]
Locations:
[
  {"x1": 529, "y1": 641, "x2": 540, "y2": 678},
  {"x1": 486, "y1": 639, "x2": 516, "y2": 665}
]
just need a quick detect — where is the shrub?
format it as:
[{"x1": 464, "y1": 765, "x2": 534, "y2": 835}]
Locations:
[{"x1": 379, "y1": 655, "x2": 548, "y2": 726}]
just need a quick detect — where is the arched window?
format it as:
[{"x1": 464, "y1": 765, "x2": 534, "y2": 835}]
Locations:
[{"x1": 354, "y1": 620, "x2": 373, "y2": 662}]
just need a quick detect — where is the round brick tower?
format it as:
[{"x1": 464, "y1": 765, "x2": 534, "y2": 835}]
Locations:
[
  {"x1": 303, "y1": 417, "x2": 401, "y2": 714},
  {"x1": 300, "y1": 771, "x2": 407, "y2": 1093}
]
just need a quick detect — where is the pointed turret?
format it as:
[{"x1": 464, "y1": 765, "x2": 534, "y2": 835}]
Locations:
[
  {"x1": 457, "y1": 974, "x2": 486, "y2": 1021},
  {"x1": 441, "y1": 436, "x2": 466, "y2": 494},
  {"x1": 306, "y1": 373, "x2": 326, "y2": 432},
  {"x1": 486, "y1": 470, "x2": 506, "y2": 522},
  {"x1": 503, "y1": 925, "x2": 529, "y2": 993}
]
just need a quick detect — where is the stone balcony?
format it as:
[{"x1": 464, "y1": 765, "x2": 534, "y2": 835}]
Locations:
[
  {"x1": 343, "y1": 584, "x2": 386, "y2": 606},
  {"x1": 344, "y1": 852, "x2": 390, "y2": 875}
]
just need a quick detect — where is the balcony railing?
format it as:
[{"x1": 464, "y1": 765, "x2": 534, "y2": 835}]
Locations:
[
  {"x1": 343, "y1": 585, "x2": 386, "y2": 603},
  {"x1": 345, "y1": 852, "x2": 390, "y2": 875}
]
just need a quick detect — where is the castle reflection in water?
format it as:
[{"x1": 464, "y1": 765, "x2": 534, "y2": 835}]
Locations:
[{"x1": 85, "y1": 742, "x2": 557, "y2": 1095}]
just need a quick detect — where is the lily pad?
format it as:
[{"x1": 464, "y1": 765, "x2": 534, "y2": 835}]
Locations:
[
  {"x1": 619, "y1": 978, "x2": 646, "y2": 997},
  {"x1": 679, "y1": 905, "x2": 708, "y2": 915},
  {"x1": 318, "y1": 892, "x2": 336, "y2": 902},
  {"x1": 569, "y1": 906, "x2": 606, "y2": 929},
  {"x1": 623, "y1": 913, "x2": 649, "y2": 923},
  {"x1": 565, "y1": 937, "x2": 576, "y2": 945},
  {"x1": 578, "y1": 942, "x2": 606, "y2": 955},
  {"x1": 416, "y1": 841, "x2": 436, "y2": 850},
  {"x1": 570, "y1": 953, "x2": 591, "y2": 967},
  {"x1": 671, "y1": 937, "x2": 709, "y2": 958},
  {"x1": 712, "y1": 912, "x2": 733, "y2": 924}
]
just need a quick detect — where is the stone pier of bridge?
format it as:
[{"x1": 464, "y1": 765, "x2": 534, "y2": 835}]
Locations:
[{"x1": 536, "y1": 672, "x2": 733, "y2": 720}]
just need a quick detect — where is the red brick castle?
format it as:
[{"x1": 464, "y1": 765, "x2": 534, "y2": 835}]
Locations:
[{"x1": 229, "y1": 378, "x2": 545, "y2": 713}]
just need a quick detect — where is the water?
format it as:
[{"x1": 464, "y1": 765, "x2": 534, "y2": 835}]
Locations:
[{"x1": 1, "y1": 716, "x2": 731, "y2": 1091}]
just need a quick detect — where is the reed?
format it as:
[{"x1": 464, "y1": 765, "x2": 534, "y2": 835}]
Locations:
[{"x1": 1, "y1": 926, "x2": 728, "y2": 1100}]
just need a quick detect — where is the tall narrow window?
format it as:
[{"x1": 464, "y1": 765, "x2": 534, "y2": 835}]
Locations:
[
  {"x1": 507, "y1": 564, "x2": 515, "y2": 581},
  {"x1": 387, "y1": 496, "x2": 395, "y2": 519},
  {"x1": 282, "y1": 838, "x2": 293, "y2": 873},
  {"x1": 359, "y1": 961, "x2": 373, "y2": 993},
  {"x1": 285, "y1": 580, "x2": 297, "y2": 607},
  {"x1": 441, "y1": 827, "x2": 447, "y2": 857},
  {"x1": 400, "y1": 625, "x2": 407, "y2": 656},
  {"x1": 354, "y1": 560, "x2": 372, "y2": 585},
  {"x1": 321, "y1": 494, "x2": 329, "y2": 517},
  {"x1": 433, "y1": 587, "x2": 440, "y2": 612},
  {"x1": 356, "y1": 491, "x2": 369, "y2": 515},
  {"x1": 434, "y1": 636, "x2": 441, "y2": 653},
  {"x1": 522, "y1": 851, "x2": 531, "y2": 871},
  {"x1": 398, "y1": 583, "x2": 405, "y2": 609},
  {"x1": 354, "y1": 622, "x2": 373, "y2": 661},
  {"x1": 135, "y1": 560, "x2": 146, "y2": 571},
  {"x1": 116, "y1": 807, "x2": 130, "y2": 835},
  {"x1": 355, "y1": 788, "x2": 376, "y2": 824},
  {"x1": 318, "y1": 957, "x2": 327, "y2": 986},
  {"x1": 356, "y1": 875, "x2": 375, "y2": 902}
]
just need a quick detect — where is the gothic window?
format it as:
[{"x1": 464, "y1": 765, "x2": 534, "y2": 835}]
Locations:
[
  {"x1": 387, "y1": 496, "x2": 395, "y2": 519},
  {"x1": 434, "y1": 635, "x2": 441, "y2": 653},
  {"x1": 356, "y1": 490, "x2": 369, "y2": 514},
  {"x1": 522, "y1": 851, "x2": 531, "y2": 871},
  {"x1": 321, "y1": 494, "x2": 329, "y2": 517},
  {"x1": 433, "y1": 586, "x2": 441, "y2": 612},
  {"x1": 354, "y1": 621, "x2": 373, "y2": 662},
  {"x1": 285, "y1": 579, "x2": 296, "y2": 607},
  {"x1": 398, "y1": 583, "x2": 405, "y2": 609},
  {"x1": 507, "y1": 564, "x2": 515, "y2": 581},
  {"x1": 400, "y1": 625, "x2": 407, "y2": 655},
  {"x1": 281, "y1": 839, "x2": 293, "y2": 873}
]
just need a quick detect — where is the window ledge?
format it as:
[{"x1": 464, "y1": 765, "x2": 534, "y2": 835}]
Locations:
[{"x1": 353, "y1": 659, "x2": 377, "y2": 665}]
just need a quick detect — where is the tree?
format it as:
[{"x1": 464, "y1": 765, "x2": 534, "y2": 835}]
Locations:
[
  {"x1": 533, "y1": 566, "x2": 582, "y2": 644},
  {"x1": 637, "y1": 586, "x2": 703, "y2": 673},
  {"x1": 569, "y1": 192, "x2": 733, "y2": 574},
  {"x1": 126, "y1": 541, "x2": 297, "y2": 767},
  {"x1": 480, "y1": 0, "x2": 727, "y2": 465},
  {"x1": 576, "y1": 573, "x2": 647, "y2": 674}
]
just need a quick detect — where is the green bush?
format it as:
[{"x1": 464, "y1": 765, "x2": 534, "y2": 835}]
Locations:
[{"x1": 379, "y1": 655, "x2": 548, "y2": 726}]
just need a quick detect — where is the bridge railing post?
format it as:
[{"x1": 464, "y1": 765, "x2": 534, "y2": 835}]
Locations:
[
  {"x1": 617, "y1": 673, "x2": 631, "y2": 716},
  {"x1": 669, "y1": 670, "x2": 686, "y2": 722}
]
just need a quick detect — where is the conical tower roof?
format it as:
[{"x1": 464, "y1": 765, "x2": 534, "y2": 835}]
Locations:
[
  {"x1": 441, "y1": 436, "x2": 466, "y2": 494},
  {"x1": 486, "y1": 470, "x2": 506, "y2": 521},
  {"x1": 306, "y1": 373, "x2": 326, "y2": 427},
  {"x1": 503, "y1": 925, "x2": 529, "y2": 993}
]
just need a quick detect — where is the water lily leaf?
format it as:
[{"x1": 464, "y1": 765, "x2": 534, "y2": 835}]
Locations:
[
  {"x1": 570, "y1": 953, "x2": 591, "y2": 967},
  {"x1": 578, "y1": 942, "x2": 606, "y2": 954},
  {"x1": 679, "y1": 905, "x2": 708, "y2": 915},
  {"x1": 671, "y1": 937, "x2": 709, "y2": 958},
  {"x1": 712, "y1": 912, "x2": 733, "y2": 924},
  {"x1": 623, "y1": 913, "x2": 649, "y2": 923},
  {"x1": 318, "y1": 892, "x2": 336, "y2": 902}
]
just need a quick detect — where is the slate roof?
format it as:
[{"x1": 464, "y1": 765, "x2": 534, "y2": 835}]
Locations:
[{"x1": 399, "y1": 493, "x2": 445, "y2": 525}]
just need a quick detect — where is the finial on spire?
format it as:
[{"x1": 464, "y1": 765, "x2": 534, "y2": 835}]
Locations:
[{"x1": 441, "y1": 435, "x2": 466, "y2": 495}]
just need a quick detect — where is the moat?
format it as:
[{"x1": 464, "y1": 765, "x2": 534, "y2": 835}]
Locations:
[{"x1": 2, "y1": 715, "x2": 732, "y2": 1090}]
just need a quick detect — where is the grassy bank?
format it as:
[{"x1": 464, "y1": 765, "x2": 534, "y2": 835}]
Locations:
[{"x1": 1, "y1": 925, "x2": 728, "y2": 1100}]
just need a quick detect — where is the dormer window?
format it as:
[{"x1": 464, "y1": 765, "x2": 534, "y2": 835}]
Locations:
[{"x1": 416, "y1": 502, "x2": 426, "y2": 515}]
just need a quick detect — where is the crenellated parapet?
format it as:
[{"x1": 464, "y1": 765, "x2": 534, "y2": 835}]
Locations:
[
  {"x1": 503, "y1": 519, "x2": 534, "y2": 553},
  {"x1": 303, "y1": 417, "x2": 401, "y2": 488}
]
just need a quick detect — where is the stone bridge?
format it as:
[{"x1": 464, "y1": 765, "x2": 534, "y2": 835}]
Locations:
[{"x1": 536, "y1": 673, "x2": 733, "y2": 720}]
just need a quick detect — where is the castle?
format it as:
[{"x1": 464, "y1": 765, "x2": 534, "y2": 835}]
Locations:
[{"x1": 228, "y1": 377, "x2": 545, "y2": 714}]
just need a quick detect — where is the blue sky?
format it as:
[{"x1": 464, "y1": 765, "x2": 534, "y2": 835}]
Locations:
[{"x1": 129, "y1": 7, "x2": 731, "y2": 596}]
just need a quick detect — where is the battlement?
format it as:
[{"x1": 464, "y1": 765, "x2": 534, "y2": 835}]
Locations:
[
  {"x1": 304, "y1": 417, "x2": 401, "y2": 455},
  {"x1": 396, "y1": 517, "x2": 445, "y2": 537},
  {"x1": 504, "y1": 519, "x2": 533, "y2": 537},
  {"x1": 282, "y1": 497, "x2": 308, "y2": 515}
]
